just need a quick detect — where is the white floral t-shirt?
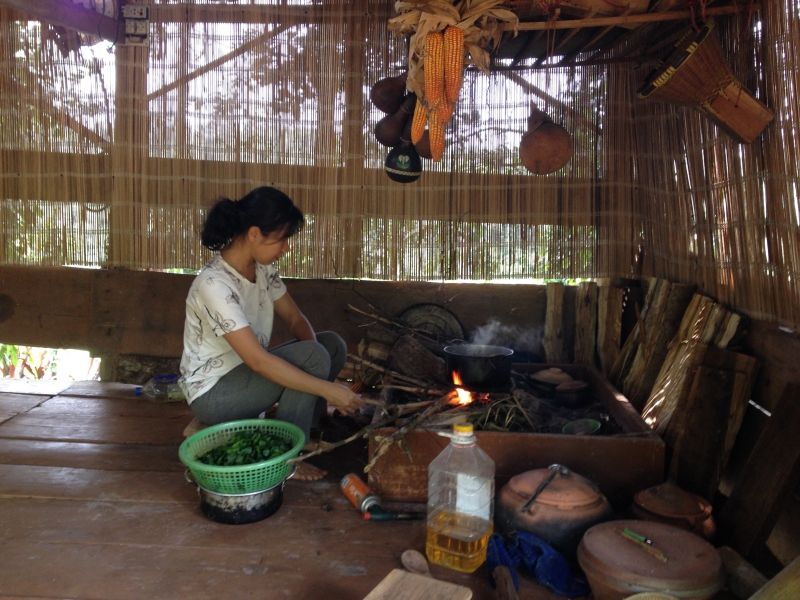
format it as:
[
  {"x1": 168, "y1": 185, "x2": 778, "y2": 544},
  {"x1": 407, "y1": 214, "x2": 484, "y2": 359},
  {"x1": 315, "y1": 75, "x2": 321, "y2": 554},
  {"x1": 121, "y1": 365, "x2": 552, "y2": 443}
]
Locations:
[{"x1": 178, "y1": 254, "x2": 287, "y2": 403}]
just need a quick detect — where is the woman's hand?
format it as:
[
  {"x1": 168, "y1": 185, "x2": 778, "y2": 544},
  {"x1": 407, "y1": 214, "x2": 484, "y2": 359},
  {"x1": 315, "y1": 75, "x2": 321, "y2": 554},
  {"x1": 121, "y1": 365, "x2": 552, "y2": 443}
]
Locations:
[{"x1": 322, "y1": 382, "x2": 366, "y2": 415}]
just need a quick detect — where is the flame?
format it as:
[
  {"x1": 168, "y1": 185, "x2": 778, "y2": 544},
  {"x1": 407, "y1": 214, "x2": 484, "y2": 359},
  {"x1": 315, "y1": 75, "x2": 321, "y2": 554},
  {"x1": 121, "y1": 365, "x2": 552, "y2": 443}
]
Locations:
[{"x1": 451, "y1": 371, "x2": 473, "y2": 406}]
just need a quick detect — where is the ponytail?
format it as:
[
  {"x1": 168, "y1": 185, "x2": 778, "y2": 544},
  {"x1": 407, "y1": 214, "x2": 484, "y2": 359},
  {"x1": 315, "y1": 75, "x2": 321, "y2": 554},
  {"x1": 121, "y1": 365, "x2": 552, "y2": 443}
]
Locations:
[{"x1": 200, "y1": 187, "x2": 304, "y2": 251}]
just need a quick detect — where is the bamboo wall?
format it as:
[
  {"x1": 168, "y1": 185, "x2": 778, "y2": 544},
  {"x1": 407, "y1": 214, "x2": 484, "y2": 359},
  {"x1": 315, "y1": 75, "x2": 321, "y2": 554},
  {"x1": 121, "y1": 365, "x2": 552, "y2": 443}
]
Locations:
[{"x1": 0, "y1": 1, "x2": 797, "y2": 328}]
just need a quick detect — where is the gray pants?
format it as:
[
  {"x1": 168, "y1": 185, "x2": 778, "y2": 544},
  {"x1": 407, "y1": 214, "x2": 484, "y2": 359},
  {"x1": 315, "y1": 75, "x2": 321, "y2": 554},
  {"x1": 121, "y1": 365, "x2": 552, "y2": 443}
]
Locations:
[{"x1": 189, "y1": 331, "x2": 347, "y2": 443}]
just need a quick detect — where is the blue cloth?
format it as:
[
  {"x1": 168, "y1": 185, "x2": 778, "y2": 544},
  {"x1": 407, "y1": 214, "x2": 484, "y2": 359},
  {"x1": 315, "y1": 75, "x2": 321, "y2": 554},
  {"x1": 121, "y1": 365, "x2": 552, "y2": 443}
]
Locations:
[
  {"x1": 486, "y1": 532, "x2": 590, "y2": 598},
  {"x1": 487, "y1": 534, "x2": 519, "y2": 589}
]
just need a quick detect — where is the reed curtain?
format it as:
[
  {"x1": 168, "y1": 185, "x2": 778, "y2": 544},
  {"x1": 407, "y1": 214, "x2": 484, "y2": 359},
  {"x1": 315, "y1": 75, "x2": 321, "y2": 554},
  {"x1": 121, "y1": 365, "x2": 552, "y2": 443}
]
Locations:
[
  {"x1": 0, "y1": 1, "x2": 797, "y2": 328},
  {"x1": 631, "y1": 1, "x2": 800, "y2": 329}
]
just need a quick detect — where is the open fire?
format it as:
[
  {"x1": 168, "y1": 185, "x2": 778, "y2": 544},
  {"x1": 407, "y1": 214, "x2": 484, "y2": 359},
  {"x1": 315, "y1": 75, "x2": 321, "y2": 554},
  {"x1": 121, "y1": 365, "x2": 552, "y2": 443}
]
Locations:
[{"x1": 451, "y1": 371, "x2": 473, "y2": 405}]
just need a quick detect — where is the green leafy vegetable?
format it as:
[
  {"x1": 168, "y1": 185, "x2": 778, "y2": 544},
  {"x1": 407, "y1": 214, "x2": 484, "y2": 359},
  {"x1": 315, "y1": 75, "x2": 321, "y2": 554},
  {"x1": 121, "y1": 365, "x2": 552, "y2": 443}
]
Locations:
[{"x1": 198, "y1": 431, "x2": 293, "y2": 467}]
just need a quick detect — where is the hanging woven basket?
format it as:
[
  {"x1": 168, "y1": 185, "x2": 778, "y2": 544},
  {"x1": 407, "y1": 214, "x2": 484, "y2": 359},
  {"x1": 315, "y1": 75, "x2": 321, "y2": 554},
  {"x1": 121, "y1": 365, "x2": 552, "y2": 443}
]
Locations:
[{"x1": 637, "y1": 18, "x2": 774, "y2": 144}]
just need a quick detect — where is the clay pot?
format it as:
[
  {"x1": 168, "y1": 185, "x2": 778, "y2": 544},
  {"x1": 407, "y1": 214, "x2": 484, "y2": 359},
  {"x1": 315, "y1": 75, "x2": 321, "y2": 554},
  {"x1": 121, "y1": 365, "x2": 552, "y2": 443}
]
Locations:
[
  {"x1": 630, "y1": 480, "x2": 716, "y2": 541},
  {"x1": 374, "y1": 93, "x2": 416, "y2": 148},
  {"x1": 370, "y1": 72, "x2": 408, "y2": 114},
  {"x1": 578, "y1": 520, "x2": 725, "y2": 600},
  {"x1": 495, "y1": 465, "x2": 614, "y2": 560},
  {"x1": 519, "y1": 107, "x2": 573, "y2": 174}
]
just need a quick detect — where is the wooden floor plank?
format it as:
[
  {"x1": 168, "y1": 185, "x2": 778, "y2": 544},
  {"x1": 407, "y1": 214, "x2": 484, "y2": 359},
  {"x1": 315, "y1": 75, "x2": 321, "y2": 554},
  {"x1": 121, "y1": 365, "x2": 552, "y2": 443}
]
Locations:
[
  {"x1": 0, "y1": 439, "x2": 184, "y2": 472},
  {"x1": 0, "y1": 392, "x2": 52, "y2": 424},
  {"x1": 0, "y1": 392, "x2": 51, "y2": 412},
  {"x1": 62, "y1": 380, "x2": 141, "y2": 398},
  {"x1": 0, "y1": 379, "x2": 75, "y2": 395},
  {"x1": 0, "y1": 412, "x2": 188, "y2": 445},
  {"x1": 0, "y1": 463, "x2": 350, "y2": 511},
  {"x1": 31, "y1": 394, "x2": 194, "y2": 419},
  {"x1": 0, "y1": 497, "x2": 555, "y2": 600},
  {"x1": 0, "y1": 382, "x2": 567, "y2": 600}
]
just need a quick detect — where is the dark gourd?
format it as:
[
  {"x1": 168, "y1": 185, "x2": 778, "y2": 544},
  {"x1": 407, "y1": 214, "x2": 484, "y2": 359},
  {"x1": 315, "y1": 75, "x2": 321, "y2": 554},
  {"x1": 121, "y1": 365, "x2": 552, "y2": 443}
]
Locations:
[
  {"x1": 519, "y1": 107, "x2": 573, "y2": 175},
  {"x1": 374, "y1": 93, "x2": 416, "y2": 148},
  {"x1": 384, "y1": 113, "x2": 422, "y2": 183},
  {"x1": 370, "y1": 72, "x2": 408, "y2": 114}
]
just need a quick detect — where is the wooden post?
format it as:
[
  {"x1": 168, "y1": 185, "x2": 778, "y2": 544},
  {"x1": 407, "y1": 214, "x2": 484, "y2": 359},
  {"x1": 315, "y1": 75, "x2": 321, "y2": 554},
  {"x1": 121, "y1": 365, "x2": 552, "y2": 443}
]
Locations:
[
  {"x1": 717, "y1": 382, "x2": 800, "y2": 561},
  {"x1": 543, "y1": 282, "x2": 567, "y2": 363},
  {"x1": 574, "y1": 281, "x2": 598, "y2": 366},
  {"x1": 597, "y1": 285, "x2": 623, "y2": 376}
]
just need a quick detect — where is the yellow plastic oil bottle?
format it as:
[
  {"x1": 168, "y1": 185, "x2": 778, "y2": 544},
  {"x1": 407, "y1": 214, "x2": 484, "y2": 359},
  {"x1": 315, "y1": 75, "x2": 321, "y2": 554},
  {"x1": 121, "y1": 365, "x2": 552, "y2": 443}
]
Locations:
[{"x1": 425, "y1": 423, "x2": 495, "y2": 573}]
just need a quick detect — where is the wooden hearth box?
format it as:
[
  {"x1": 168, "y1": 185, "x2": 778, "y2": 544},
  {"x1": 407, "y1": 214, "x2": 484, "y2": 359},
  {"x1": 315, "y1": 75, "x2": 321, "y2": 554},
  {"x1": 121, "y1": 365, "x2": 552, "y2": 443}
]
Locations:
[{"x1": 367, "y1": 364, "x2": 664, "y2": 508}]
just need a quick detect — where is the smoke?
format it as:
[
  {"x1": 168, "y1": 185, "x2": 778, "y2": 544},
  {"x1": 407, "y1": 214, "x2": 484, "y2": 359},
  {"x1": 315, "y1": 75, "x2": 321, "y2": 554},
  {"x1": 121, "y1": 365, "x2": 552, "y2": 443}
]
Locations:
[{"x1": 470, "y1": 318, "x2": 545, "y2": 357}]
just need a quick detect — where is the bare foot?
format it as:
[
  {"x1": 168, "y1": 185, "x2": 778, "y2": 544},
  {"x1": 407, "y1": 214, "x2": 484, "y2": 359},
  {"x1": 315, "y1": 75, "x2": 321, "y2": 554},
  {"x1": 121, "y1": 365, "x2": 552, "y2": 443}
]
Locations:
[
  {"x1": 293, "y1": 461, "x2": 328, "y2": 481},
  {"x1": 302, "y1": 440, "x2": 319, "y2": 452}
]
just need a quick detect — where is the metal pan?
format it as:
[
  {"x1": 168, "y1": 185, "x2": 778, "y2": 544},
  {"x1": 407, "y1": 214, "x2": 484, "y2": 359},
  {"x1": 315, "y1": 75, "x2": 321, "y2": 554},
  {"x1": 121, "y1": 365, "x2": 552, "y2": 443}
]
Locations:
[
  {"x1": 443, "y1": 341, "x2": 514, "y2": 390},
  {"x1": 185, "y1": 467, "x2": 296, "y2": 525}
]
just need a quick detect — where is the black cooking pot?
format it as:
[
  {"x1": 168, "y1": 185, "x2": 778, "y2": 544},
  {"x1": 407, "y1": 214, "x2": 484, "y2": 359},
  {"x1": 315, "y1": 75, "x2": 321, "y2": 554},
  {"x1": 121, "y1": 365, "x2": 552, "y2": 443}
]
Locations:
[
  {"x1": 443, "y1": 342, "x2": 514, "y2": 390},
  {"x1": 185, "y1": 468, "x2": 294, "y2": 525}
]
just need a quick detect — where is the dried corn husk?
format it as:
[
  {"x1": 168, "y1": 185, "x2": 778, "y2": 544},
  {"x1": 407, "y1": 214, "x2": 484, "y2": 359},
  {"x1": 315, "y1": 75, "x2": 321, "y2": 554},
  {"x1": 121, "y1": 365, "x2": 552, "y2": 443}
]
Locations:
[{"x1": 390, "y1": 0, "x2": 518, "y2": 106}]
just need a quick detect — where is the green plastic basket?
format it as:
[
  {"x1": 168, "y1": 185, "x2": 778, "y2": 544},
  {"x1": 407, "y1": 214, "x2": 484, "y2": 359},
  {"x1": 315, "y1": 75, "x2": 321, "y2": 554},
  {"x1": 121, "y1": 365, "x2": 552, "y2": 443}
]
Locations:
[{"x1": 179, "y1": 419, "x2": 304, "y2": 494}]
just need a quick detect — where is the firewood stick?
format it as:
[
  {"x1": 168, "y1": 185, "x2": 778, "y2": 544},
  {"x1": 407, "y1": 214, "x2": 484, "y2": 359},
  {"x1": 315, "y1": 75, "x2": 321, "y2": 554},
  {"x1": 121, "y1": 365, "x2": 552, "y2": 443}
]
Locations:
[
  {"x1": 347, "y1": 304, "x2": 443, "y2": 340},
  {"x1": 287, "y1": 413, "x2": 400, "y2": 463},
  {"x1": 365, "y1": 392, "x2": 455, "y2": 472},
  {"x1": 377, "y1": 384, "x2": 447, "y2": 396},
  {"x1": 347, "y1": 354, "x2": 431, "y2": 388}
]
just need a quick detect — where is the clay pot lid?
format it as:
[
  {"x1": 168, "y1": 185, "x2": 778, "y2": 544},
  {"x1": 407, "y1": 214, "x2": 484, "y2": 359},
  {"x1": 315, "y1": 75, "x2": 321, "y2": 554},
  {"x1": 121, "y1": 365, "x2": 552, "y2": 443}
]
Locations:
[
  {"x1": 634, "y1": 480, "x2": 711, "y2": 520},
  {"x1": 507, "y1": 468, "x2": 604, "y2": 509},
  {"x1": 578, "y1": 520, "x2": 724, "y2": 594}
]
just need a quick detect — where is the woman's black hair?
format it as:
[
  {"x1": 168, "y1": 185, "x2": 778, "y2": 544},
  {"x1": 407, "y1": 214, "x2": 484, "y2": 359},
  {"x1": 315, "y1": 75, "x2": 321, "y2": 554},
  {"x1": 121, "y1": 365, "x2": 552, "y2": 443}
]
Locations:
[{"x1": 200, "y1": 186, "x2": 304, "y2": 251}]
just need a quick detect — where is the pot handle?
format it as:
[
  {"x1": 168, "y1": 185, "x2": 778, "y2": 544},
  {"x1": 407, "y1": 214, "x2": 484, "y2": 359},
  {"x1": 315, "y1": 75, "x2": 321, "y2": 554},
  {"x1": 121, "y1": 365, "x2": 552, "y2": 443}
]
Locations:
[
  {"x1": 184, "y1": 468, "x2": 198, "y2": 487},
  {"x1": 519, "y1": 464, "x2": 571, "y2": 513}
]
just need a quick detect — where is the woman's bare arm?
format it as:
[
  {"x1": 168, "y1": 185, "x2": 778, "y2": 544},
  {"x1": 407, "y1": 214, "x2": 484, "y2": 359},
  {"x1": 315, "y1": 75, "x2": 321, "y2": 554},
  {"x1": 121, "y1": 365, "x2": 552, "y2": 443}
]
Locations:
[
  {"x1": 223, "y1": 326, "x2": 364, "y2": 414},
  {"x1": 274, "y1": 293, "x2": 316, "y2": 342}
]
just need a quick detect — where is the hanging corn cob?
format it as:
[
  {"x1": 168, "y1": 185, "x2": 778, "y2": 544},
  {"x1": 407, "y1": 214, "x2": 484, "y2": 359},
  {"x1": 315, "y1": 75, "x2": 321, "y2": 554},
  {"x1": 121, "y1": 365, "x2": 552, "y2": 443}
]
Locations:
[
  {"x1": 424, "y1": 32, "x2": 445, "y2": 112},
  {"x1": 386, "y1": 0, "x2": 519, "y2": 171},
  {"x1": 443, "y1": 26, "x2": 464, "y2": 107},
  {"x1": 411, "y1": 97, "x2": 427, "y2": 145},
  {"x1": 437, "y1": 100, "x2": 454, "y2": 124},
  {"x1": 428, "y1": 109, "x2": 445, "y2": 163}
]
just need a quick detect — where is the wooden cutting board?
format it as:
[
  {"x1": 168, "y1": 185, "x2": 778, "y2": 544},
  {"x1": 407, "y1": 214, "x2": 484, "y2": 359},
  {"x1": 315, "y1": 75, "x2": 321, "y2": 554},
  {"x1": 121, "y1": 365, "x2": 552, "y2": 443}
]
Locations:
[{"x1": 363, "y1": 569, "x2": 473, "y2": 600}]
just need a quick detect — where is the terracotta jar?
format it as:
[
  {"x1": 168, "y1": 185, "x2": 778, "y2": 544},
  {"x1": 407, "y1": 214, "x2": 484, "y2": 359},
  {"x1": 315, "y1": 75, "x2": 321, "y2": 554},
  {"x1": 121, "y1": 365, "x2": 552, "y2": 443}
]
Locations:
[
  {"x1": 577, "y1": 520, "x2": 725, "y2": 600},
  {"x1": 631, "y1": 480, "x2": 716, "y2": 541},
  {"x1": 495, "y1": 465, "x2": 614, "y2": 559}
]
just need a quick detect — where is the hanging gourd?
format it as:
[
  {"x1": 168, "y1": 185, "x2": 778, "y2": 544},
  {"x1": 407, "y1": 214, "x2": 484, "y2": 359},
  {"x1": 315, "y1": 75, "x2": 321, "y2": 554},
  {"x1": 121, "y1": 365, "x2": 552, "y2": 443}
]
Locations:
[{"x1": 519, "y1": 106, "x2": 573, "y2": 175}]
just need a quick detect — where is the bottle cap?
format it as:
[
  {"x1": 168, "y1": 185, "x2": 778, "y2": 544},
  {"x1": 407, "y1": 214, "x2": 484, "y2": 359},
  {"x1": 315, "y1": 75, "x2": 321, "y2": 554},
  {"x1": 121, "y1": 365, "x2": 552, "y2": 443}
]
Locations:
[{"x1": 438, "y1": 422, "x2": 476, "y2": 443}]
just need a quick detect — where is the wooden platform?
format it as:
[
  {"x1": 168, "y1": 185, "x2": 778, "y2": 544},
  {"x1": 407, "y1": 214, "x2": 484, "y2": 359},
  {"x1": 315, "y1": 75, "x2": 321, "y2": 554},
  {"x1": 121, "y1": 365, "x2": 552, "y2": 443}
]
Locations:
[{"x1": 0, "y1": 380, "x2": 566, "y2": 600}]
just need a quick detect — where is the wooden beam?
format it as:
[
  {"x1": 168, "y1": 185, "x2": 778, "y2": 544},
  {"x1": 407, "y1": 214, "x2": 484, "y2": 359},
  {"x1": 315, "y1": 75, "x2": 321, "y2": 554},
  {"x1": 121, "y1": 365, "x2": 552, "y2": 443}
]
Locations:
[
  {"x1": 504, "y1": 4, "x2": 758, "y2": 31},
  {"x1": 0, "y1": 0, "x2": 125, "y2": 44},
  {"x1": 146, "y1": 23, "x2": 293, "y2": 102},
  {"x1": 502, "y1": 71, "x2": 597, "y2": 133}
]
